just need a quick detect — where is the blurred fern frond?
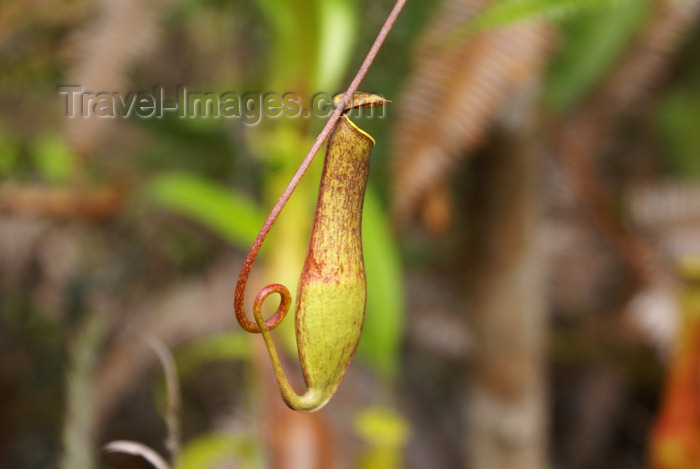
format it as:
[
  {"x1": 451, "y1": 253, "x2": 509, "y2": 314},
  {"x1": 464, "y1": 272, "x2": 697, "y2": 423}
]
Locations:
[
  {"x1": 389, "y1": 0, "x2": 551, "y2": 228},
  {"x1": 550, "y1": 1, "x2": 700, "y2": 353},
  {"x1": 551, "y1": 0, "x2": 700, "y2": 287}
]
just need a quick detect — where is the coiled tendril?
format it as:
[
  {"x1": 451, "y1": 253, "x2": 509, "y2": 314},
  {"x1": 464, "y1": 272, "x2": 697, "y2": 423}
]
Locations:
[{"x1": 233, "y1": 0, "x2": 405, "y2": 334}]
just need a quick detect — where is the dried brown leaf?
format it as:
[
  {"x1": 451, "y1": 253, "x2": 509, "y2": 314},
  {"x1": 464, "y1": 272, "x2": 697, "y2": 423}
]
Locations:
[{"x1": 0, "y1": 183, "x2": 127, "y2": 220}]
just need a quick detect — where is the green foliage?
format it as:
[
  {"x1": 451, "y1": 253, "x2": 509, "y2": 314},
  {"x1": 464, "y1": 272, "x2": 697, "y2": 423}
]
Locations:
[
  {"x1": 315, "y1": 0, "x2": 358, "y2": 90},
  {"x1": 179, "y1": 433, "x2": 263, "y2": 469},
  {"x1": 252, "y1": 0, "x2": 358, "y2": 92},
  {"x1": 147, "y1": 172, "x2": 264, "y2": 249},
  {"x1": 471, "y1": 0, "x2": 645, "y2": 32},
  {"x1": 359, "y1": 187, "x2": 404, "y2": 380},
  {"x1": 32, "y1": 133, "x2": 76, "y2": 184},
  {"x1": 0, "y1": 129, "x2": 20, "y2": 176},
  {"x1": 657, "y1": 85, "x2": 700, "y2": 179},
  {"x1": 546, "y1": 0, "x2": 650, "y2": 111},
  {"x1": 253, "y1": 0, "x2": 316, "y2": 89}
]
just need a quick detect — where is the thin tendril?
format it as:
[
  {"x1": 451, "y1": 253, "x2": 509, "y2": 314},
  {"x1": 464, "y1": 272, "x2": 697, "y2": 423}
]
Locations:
[{"x1": 234, "y1": 0, "x2": 406, "y2": 333}]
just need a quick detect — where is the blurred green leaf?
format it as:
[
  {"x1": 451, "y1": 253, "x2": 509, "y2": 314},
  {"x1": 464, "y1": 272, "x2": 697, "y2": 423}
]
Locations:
[
  {"x1": 315, "y1": 0, "x2": 358, "y2": 90},
  {"x1": 179, "y1": 432, "x2": 262, "y2": 469},
  {"x1": 471, "y1": 0, "x2": 638, "y2": 31},
  {"x1": 32, "y1": 133, "x2": 75, "y2": 184},
  {"x1": 546, "y1": 0, "x2": 649, "y2": 111},
  {"x1": 147, "y1": 172, "x2": 264, "y2": 249},
  {"x1": 359, "y1": 186, "x2": 404, "y2": 380},
  {"x1": 0, "y1": 129, "x2": 20, "y2": 176},
  {"x1": 254, "y1": 0, "x2": 316, "y2": 89},
  {"x1": 657, "y1": 86, "x2": 700, "y2": 179}
]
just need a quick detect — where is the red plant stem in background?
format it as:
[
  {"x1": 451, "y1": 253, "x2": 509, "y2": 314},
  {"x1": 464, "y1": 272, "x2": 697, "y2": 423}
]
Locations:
[{"x1": 235, "y1": 0, "x2": 406, "y2": 331}]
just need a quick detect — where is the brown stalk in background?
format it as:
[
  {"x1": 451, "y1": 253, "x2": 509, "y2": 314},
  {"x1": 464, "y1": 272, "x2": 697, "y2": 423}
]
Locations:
[
  {"x1": 462, "y1": 83, "x2": 549, "y2": 469},
  {"x1": 388, "y1": 1, "x2": 552, "y2": 468}
]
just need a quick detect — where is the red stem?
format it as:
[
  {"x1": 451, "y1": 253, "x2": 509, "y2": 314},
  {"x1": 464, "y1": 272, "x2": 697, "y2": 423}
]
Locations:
[{"x1": 235, "y1": 0, "x2": 407, "y2": 332}]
